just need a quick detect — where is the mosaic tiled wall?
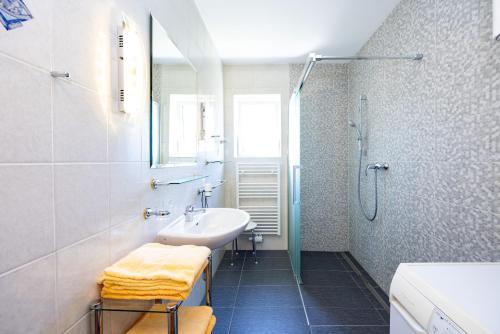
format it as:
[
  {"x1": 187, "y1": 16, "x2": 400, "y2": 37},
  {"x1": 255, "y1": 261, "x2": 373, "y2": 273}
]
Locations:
[
  {"x1": 347, "y1": 0, "x2": 500, "y2": 293},
  {"x1": 290, "y1": 64, "x2": 349, "y2": 251}
]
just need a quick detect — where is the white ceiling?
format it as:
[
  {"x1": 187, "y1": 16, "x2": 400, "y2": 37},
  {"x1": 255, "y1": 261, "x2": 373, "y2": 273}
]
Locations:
[{"x1": 194, "y1": 0, "x2": 401, "y2": 64}]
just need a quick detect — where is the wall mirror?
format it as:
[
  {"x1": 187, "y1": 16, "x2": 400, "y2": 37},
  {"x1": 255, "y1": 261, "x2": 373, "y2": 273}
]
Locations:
[{"x1": 150, "y1": 15, "x2": 199, "y2": 167}]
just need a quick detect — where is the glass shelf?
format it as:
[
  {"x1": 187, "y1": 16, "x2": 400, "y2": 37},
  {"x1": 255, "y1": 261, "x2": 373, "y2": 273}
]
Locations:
[
  {"x1": 90, "y1": 299, "x2": 181, "y2": 314},
  {"x1": 151, "y1": 175, "x2": 208, "y2": 189},
  {"x1": 169, "y1": 175, "x2": 208, "y2": 184}
]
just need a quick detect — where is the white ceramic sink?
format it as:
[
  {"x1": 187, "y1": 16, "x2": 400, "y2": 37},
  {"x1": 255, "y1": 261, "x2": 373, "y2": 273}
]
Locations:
[{"x1": 157, "y1": 208, "x2": 250, "y2": 249}]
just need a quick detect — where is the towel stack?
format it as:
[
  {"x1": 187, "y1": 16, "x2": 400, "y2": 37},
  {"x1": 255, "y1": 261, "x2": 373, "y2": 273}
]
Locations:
[{"x1": 98, "y1": 243, "x2": 211, "y2": 301}]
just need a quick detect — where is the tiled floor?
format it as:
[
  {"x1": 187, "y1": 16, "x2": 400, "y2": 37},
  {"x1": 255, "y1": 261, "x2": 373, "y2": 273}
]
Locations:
[{"x1": 211, "y1": 250, "x2": 389, "y2": 334}]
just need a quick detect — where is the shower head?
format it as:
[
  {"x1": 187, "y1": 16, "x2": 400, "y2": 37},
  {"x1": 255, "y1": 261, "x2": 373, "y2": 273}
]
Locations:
[{"x1": 348, "y1": 120, "x2": 362, "y2": 142}]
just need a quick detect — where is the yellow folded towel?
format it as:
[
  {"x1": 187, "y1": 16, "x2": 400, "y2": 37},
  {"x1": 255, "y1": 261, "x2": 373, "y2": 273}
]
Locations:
[
  {"x1": 206, "y1": 315, "x2": 216, "y2": 334},
  {"x1": 126, "y1": 305, "x2": 216, "y2": 334},
  {"x1": 101, "y1": 243, "x2": 211, "y2": 284},
  {"x1": 101, "y1": 263, "x2": 206, "y2": 301},
  {"x1": 99, "y1": 243, "x2": 210, "y2": 301}
]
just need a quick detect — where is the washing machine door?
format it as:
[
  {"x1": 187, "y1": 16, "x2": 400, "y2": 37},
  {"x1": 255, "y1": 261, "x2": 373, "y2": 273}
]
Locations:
[{"x1": 390, "y1": 302, "x2": 426, "y2": 334}]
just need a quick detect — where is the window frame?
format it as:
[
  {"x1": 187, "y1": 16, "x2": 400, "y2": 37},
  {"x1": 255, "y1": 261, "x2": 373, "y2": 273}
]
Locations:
[{"x1": 233, "y1": 94, "x2": 282, "y2": 158}]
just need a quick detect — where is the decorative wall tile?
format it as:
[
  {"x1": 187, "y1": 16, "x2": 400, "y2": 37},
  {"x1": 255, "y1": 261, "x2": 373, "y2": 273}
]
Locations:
[
  {"x1": 0, "y1": 0, "x2": 52, "y2": 69},
  {"x1": 435, "y1": 202, "x2": 500, "y2": 261},
  {"x1": 348, "y1": 0, "x2": 500, "y2": 294},
  {"x1": 290, "y1": 64, "x2": 349, "y2": 251}
]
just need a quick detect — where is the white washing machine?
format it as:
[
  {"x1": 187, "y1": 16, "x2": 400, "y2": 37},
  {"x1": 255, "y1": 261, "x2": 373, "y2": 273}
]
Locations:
[{"x1": 389, "y1": 263, "x2": 500, "y2": 334}]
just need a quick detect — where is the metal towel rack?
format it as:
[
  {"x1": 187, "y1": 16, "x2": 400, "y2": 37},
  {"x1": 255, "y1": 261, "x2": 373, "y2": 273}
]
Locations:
[{"x1": 237, "y1": 163, "x2": 281, "y2": 235}]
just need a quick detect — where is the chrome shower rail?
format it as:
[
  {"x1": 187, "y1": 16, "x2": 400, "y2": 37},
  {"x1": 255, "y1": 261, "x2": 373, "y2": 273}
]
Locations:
[{"x1": 294, "y1": 52, "x2": 424, "y2": 93}]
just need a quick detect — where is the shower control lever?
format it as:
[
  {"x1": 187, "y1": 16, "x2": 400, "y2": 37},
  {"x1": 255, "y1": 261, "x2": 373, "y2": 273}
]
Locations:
[{"x1": 365, "y1": 163, "x2": 389, "y2": 176}]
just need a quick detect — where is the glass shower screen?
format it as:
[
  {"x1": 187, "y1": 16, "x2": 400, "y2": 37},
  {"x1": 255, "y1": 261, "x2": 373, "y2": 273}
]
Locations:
[{"x1": 288, "y1": 91, "x2": 301, "y2": 283}]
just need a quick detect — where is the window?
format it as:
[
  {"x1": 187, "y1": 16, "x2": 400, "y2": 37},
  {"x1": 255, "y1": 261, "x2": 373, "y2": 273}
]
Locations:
[
  {"x1": 169, "y1": 94, "x2": 197, "y2": 158},
  {"x1": 234, "y1": 94, "x2": 281, "y2": 157}
]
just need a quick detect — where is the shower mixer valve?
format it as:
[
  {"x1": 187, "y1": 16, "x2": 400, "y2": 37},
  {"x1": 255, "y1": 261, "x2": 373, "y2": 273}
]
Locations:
[{"x1": 365, "y1": 163, "x2": 389, "y2": 176}]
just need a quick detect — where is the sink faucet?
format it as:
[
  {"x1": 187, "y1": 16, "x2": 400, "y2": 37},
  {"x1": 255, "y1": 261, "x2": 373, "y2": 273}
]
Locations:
[{"x1": 184, "y1": 205, "x2": 206, "y2": 222}]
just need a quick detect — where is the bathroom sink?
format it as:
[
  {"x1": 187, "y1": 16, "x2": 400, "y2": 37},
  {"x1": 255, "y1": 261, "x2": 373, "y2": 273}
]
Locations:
[{"x1": 157, "y1": 208, "x2": 250, "y2": 250}]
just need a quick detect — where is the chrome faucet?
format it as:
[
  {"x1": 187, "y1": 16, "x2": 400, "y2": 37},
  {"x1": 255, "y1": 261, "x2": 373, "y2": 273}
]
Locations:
[
  {"x1": 184, "y1": 205, "x2": 206, "y2": 222},
  {"x1": 365, "y1": 162, "x2": 389, "y2": 176}
]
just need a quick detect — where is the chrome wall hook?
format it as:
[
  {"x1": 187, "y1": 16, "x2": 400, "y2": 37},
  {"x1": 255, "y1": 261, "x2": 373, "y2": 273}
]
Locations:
[
  {"x1": 143, "y1": 208, "x2": 170, "y2": 219},
  {"x1": 50, "y1": 71, "x2": 70, "y2": 78}
]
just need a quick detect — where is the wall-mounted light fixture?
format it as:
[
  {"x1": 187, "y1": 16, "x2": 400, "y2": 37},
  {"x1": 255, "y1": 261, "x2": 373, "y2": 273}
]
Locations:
[
  {"x1": 494, "y1": 0, "x2": 500, "y2": 40},
  {"x1": 118, "y1": 16, "x2": 142, "y2": 114}
]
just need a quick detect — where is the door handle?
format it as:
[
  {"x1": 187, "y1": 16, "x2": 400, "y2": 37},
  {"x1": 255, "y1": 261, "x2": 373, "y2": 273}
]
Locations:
[{"x1": 391, "y1": 299, "x2": 425, "y2": 334}]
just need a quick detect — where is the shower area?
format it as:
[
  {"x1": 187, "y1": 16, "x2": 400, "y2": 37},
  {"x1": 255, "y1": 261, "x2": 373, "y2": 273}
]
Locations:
[{"x1": 288, "y1": 52, "x2": 424, "y2": 288}]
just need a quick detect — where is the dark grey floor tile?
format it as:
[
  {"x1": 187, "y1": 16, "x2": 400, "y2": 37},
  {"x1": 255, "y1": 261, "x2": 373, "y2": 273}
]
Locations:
[
  {"x1": 230, "y1": 307, "x2": 310, "y2": 334},
  {"x1": 236, "y1": 286, "x2": 302, "y2": 307},
  {"x1": 218, "y1": 256, "x2": 245, "y2": 271},
  {"x1": 360, "y1": 272, "x2": 379, "y2": 289},
  {"x1": 213, "y1": 271, "x2": 241, "y2": 286},
  {"x1": 213, "y1": 307, "x2": 233, "y2": 334},
  {"x1": 301, "y1": 256, "x2": 350, "y2": 271},
  {"x1": 301, "y1": 270, "x2": 358, "y2": 287},
  {"x1": 243, "y1": 250, "x2": 289, "y2": 258},
  {"x1": 302, "y1": 251, "x2": 338, "y2": 257},
  {"x1": 344, "y1": 254, "x2": 379, "y2": 288},
  {"x1": 310, "y1": 325, "x2": 389, "y2": 334},
  {"x1": 348, "y1": 273, "x2": 365, "y2": 288},
  {"x1": 301, "y1": 286, "x2": 374, "y2": 309},
  {"x1": 212, "y1": 286, "x2": 238, "y2": 307},
  {"x1": 243, "y1": 257, "x2": 292, "y2": 271},
  {"x1": 377, "y1": 309, "x2": 390, "y2": 325},
  {"x1": 222, "y1": 251, "x2": 246, "y2": 261},
  {"x1": 373, "y1": 287, "x2": 389, "y2": 306},
  {"x1": 307, "y1": 307, "x2": 386, "y2": 326},
  {"x1": 361, "y1": 289, "x2": 386, "y2": 310},
  {"x1": 240, "y1": 270, "x2": 296, "y2": 286}
]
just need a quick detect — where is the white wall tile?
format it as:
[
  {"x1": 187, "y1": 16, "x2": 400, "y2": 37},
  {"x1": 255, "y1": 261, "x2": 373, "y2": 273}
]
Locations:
[
  {"x1": 53, "y1": 81, "x2": 109, "y2": 162},
  {"x1": 0, "y1": 165, "x2": 54, "y2": 273},
  {"x1": 56, "y1": 232, "x2": 109, "y2": 333},
  {"x1": 108, "y1": 109, "x2": 142, "y2": 162},
  {"x1": 55, "y1": 164, "x2": 109, "y2": 249},
  {"x1": 63, "y1": 312, "x2": 90, "y2": 334},
  {"x1": 0, "y1": 255, "x2": 57, "y2": 333},
  {"x1": 223, "y1": 65, "x2": 290, "y2": 250},
  {"x1": 0, "y1": 1, "x2": 224, "y2": 333},
  {"x1": 52, "y1": 0, "x2": 116, "y2": 94},
  {"x1": 0, "y1": 54, "x2": 52, "y2": 163},
  {"x1": 110, "y1": 219, "x2": 145, "y2": 263},
  {"x1": 109, "y1": 163, "x2": 144, "y2": 226},
  {"x1": 0, "y1": 0, "x2": 53, "y2": 70}
]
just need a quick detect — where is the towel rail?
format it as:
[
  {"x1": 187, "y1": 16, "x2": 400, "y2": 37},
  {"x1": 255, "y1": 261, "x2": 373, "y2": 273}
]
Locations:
[{"x1": 237, "y1": 163, "x2": 281, "y2": 235}]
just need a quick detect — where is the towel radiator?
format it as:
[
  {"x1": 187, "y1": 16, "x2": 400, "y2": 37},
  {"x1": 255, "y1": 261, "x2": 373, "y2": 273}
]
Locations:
[{"x1": 236, "y1": 163, "x2": 281, "y2": 235}]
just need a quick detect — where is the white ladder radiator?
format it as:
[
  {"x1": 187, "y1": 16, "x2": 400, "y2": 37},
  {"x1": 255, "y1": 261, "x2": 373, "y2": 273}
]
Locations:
[{"x1": 236, "y1": 163, "x2": 281, "y2": 235}]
